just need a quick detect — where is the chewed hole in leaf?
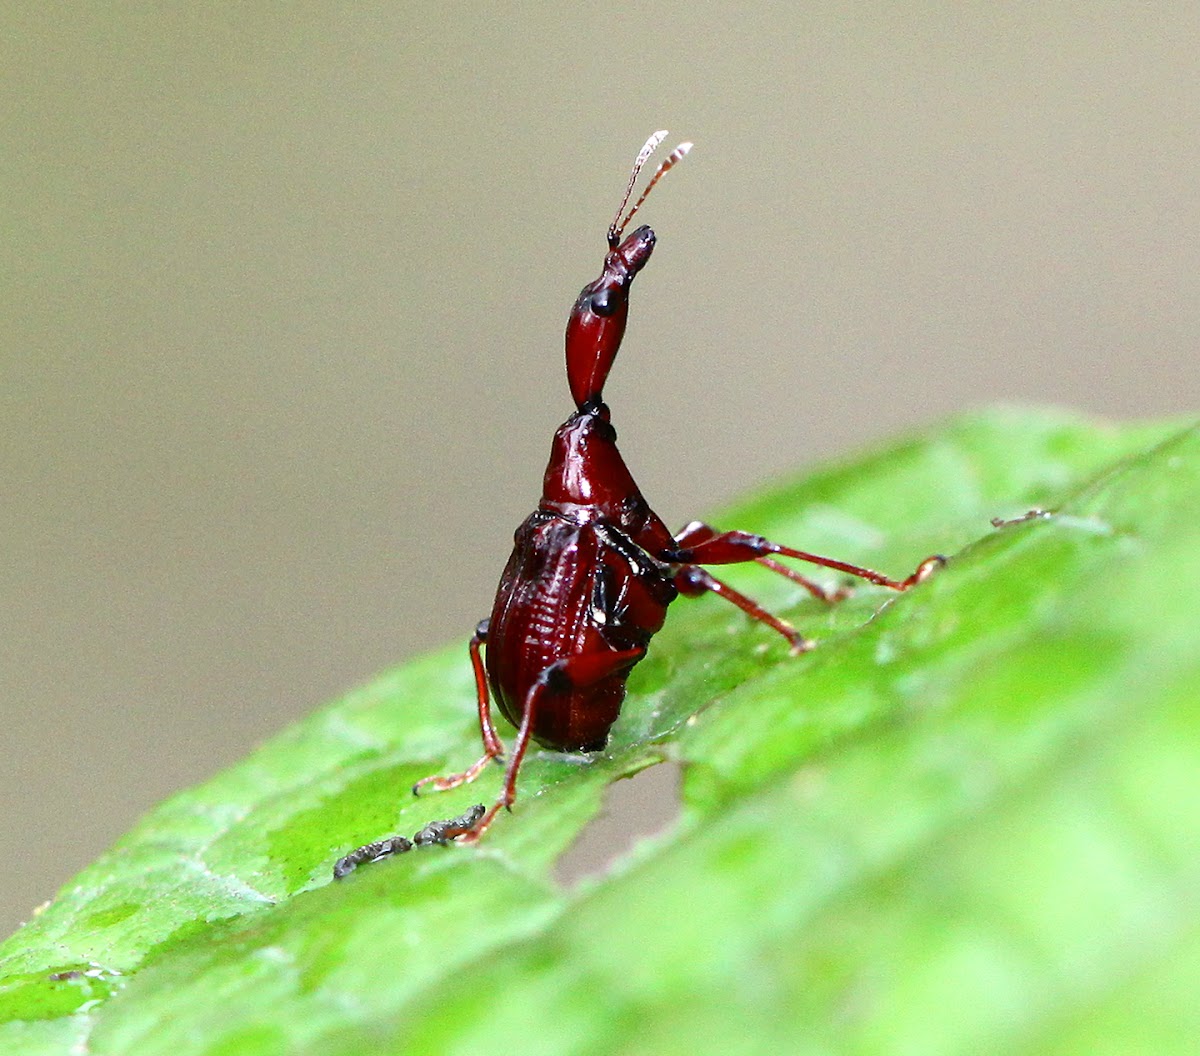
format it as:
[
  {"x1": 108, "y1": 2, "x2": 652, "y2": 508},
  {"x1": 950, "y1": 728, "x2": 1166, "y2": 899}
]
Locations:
[{"x1": 553, "y1": 760, "x2": 682, "y2": 888}]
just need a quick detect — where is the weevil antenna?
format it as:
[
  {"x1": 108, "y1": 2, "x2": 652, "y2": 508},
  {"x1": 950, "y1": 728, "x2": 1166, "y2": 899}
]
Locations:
[
  {"x1": 614, "y1": 141, "x2": 692, "y2": 242},
  {"x1": 608, "y1": 130, "x2": 668, "y2": 247}
]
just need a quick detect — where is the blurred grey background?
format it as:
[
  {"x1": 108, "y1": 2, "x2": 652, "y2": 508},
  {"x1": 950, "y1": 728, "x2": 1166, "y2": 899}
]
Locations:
[{"x1": 4, "y1": 7, "x2": 1200, "y2": 936}]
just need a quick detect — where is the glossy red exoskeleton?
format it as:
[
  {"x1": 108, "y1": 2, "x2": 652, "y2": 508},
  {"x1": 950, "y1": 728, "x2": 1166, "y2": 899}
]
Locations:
[{"x1": 415, "y1": 132, "x2": 944, "y2": 840}]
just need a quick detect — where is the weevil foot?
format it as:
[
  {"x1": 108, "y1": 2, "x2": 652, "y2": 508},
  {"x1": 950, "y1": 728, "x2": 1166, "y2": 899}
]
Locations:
[
  {"x1": 453, "y1": 801, "x2": 505, "y2": 844},
  {"x1": 788, "y1": 635, "x2": 816, "y2": 656},
  {"x1": 904, "y1": 554, "x2": 946, "y2": 588}
]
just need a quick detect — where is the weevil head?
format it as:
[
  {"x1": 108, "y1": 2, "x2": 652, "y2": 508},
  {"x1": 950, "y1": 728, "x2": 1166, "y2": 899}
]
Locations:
[
  {"x1": 608, "y1": 223, "x2": 657, "y2": 269},
  {"x1": 565, "y1": 225, "x2": 656, "y2": 410}
]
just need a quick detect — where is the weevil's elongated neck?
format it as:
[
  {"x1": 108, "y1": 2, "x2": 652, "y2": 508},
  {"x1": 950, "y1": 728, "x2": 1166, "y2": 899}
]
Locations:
[{"x1": 564, "y1": 225, "x2": 656, "y2": 409}]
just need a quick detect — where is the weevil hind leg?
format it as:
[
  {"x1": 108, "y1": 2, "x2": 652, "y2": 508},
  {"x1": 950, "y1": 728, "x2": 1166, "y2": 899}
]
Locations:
[
  {"x1": 413, "y1": 620, "x2": 505, "y2": 796},
  {"x1": 456, "y1": 647, "x2": 644, "y2": 842}
]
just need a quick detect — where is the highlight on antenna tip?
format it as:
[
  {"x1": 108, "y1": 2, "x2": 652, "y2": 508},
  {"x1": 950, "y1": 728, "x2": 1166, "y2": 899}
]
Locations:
[
  {"x1": 608, "y1": 130, "x2": 693, "y2": 245},
  {"x1": 643, "y1": 129, "x2": 670, "y2": 153}
]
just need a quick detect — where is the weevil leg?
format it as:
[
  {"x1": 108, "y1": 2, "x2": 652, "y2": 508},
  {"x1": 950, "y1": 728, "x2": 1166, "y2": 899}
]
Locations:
[
  {"x1": 671, "y1": 522, "x2": 945, "y2": 592},
  {"x1": 674, "y1": 564, "x2": 814, "y2": 654},
  {"x1": 413, "y1": 620, "x2": 505, "y2": 796},
  {"x1": 468, "y1": 620, "x2": 506, "y2": 758},
  {"x1": 756, "y1": 556, "x2": 852, "y2": 602},
  {"x1": 457, "y1": 673, "x2": 546, "y2": 841},
  {"x1": 674, "y1": 521, "x2": 850, "y2": 602},
  {"x1": 458, "y1": 647, "x2": 644, "y2": 842}
]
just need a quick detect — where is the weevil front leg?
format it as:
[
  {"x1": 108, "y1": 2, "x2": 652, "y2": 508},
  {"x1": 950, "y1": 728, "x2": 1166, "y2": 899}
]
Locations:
[
  {"x1": 457, "y1": 647, "x2": 644, "y2": 842},
  {"x1": 671, "y1": 522, "x2": 945, "y2": 592},
  {"x1": 412, "y1": 619, "x2": 505, "y2": 796},
  {"x1": 673, "y1": 564, "x2": 815, "y2": 654},
  {"x1": 674, "y1": 521, "x2": 851, "y2": 603}
]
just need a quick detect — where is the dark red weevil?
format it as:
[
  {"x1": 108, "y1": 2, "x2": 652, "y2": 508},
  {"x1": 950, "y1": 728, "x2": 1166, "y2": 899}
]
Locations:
[{"x1": 414, "y1": 131, "x2": 944, "y2": 840}]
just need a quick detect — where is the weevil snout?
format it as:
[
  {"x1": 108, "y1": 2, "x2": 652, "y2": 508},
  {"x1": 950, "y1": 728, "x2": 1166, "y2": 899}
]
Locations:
[{"x1": 609, "y1": 225, "x2": 656, "y2": 273}]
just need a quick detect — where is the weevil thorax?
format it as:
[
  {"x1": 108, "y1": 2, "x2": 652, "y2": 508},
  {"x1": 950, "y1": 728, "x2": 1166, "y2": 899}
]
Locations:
[{"x1": 539, "y1": 401, "x2": 650, "y2": 529}]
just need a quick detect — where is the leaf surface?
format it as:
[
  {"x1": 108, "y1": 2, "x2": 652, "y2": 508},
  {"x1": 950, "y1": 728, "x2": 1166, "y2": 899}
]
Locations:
[{"x1": 2, "y1": 408, "x2": 1196, "y2": 1055}]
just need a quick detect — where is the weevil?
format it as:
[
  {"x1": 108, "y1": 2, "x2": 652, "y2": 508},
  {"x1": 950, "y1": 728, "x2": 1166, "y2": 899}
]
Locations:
[{"x1": 412, "y1": 131, "x2": 944, "y2": 840}]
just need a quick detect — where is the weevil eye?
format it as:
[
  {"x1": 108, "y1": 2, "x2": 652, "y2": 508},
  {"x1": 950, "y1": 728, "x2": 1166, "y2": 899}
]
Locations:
[{"x1": 590, "y1": 288, "x2": 617, "y2": 316}]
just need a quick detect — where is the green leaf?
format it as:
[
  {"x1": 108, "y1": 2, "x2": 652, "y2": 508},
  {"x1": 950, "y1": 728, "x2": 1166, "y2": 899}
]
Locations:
[{"x1": 2, "y1": 407, "x2": 1197, "y2": 1055}]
